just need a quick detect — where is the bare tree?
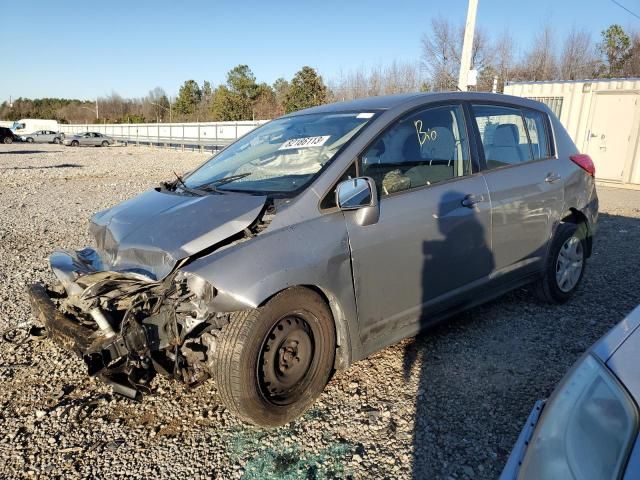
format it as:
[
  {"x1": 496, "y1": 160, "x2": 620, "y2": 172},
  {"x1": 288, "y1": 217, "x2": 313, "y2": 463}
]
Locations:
[
  {"x1": 421, "y1": 17, "x2": 458, "y2": 91},
  {"x1": 421, "y1": 16, "x2": 493, "y2": 91},
  {"x1": 491, "y1": 29, "x2": 516, "y2": 91},
  {"x1": 520, "y1": 25, "x2": 558, "y2": 81},
  {"x1": 560, "y1": 28, "x2": 598, "y2": 80},
  {"x1": 328, "y1": 61, "x2": 424, "y2": 101}
]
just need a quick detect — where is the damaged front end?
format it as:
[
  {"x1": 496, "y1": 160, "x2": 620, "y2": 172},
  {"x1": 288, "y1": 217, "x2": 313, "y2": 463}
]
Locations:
[
  {"x1": 28, "y1": 248, "x2": 230, "y2": 399},
  {"x1": 28, "y1": 186, "x2": 273, "y2": 399}
]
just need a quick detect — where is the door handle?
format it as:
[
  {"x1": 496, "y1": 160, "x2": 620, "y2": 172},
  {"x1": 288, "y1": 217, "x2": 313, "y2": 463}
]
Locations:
[
  {"x1": 545, "y1": 173, "x2": 561, "y2": 183},
  {"x1": 461, "y1": 194, "x2": 483, "y2": 208}
]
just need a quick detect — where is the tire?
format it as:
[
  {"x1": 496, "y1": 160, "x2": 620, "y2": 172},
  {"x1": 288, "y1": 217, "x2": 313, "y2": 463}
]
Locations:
[
  {"x1": 71, "y1": 140, "x2": 79, "y2": 147},
  {"x1": 535, "y1": 222, "x2": 587, "y2": 304},
  {"x1": 214, "y1": 287, "x2": 336, "y2": 427},
  {"x1": 101, "y1": 141, "x2": 109, "y2": 147},
  {"x1": 3, "y1": 136, "x2": 12, "y2": 144},
  {"x1": 53, "y1": 137, "x2": 60, "y2": 144},
  {"x1": 26, "y1": 137, "x2": 34, "y2": 143}
]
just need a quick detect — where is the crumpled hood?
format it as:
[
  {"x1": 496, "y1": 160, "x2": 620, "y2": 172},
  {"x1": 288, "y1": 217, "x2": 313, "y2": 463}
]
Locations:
[{"x1": 88, "y1": 188, "x2": 266, "y2": 279}]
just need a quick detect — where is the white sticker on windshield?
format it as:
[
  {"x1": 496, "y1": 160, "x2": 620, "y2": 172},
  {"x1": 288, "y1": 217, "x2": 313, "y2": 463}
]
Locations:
[
  {"x1": 278, "y1": 135, "x2": 331, "y2": 150},
  {"x1": 357, "y1": 112, "x2": 375, "y2": 119}
]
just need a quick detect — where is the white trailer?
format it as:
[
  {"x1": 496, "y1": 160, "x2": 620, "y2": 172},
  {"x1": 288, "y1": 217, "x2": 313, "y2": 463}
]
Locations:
[{"x1": 505, "y1": 78, "x2": 640, "y2": 189}]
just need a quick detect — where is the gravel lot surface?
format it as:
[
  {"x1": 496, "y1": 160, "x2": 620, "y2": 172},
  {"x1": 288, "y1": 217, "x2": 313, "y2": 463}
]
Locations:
[{"x1": 1, "y1": 142, "x2": 639, "y2": 479}]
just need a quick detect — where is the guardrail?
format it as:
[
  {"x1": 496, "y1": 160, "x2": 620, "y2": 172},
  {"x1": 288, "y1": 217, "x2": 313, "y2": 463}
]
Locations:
[{"x1": 58, "y1": 121, "x2": 267, "y2": 152}]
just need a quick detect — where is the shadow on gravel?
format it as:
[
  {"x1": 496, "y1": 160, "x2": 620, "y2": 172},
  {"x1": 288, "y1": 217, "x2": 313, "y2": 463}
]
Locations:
[
  {"x1": 403, "y1": 210, "x2": 640, "y2": 479},
  {"x1": 0, "y1": 150, "x2": 64, "y2": 155},
  {"x1": 1, "y1": 163, "x2": 83, "y2": 170}
]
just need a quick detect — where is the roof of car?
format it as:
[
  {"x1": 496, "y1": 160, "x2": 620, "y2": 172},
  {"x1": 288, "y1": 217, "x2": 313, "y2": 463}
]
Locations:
[{"x1": 286, "y1": 91, "x2": 549, "y2": 116}]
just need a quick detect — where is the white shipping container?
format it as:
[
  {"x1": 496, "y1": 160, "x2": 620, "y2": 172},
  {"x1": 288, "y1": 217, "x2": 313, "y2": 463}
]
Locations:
[{"x1": 505, "y1": 79, "x2": 640, "y2": 188}]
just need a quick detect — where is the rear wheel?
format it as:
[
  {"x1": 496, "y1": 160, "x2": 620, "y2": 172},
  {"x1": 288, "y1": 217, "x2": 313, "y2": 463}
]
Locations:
[
  {"x1": 3, "y1": 136, "x2": 12, "y2": 144},
  {"x1": 214, "y1": 287, "x2": 336, "y2": 427},
  {"x1": 535, "y1": 222, "x2": 587, "y2": 304}
]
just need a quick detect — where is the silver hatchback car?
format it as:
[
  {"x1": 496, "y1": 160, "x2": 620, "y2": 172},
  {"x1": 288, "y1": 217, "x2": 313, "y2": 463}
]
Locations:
[{"x1": 29, "y1": 93, "x2": 598, "y2": 426}]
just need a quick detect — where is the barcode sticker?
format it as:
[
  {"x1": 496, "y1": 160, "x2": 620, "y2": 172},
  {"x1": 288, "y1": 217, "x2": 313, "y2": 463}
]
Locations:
[{"x1": 278, "y1": 135, "x2": 331, "y2": 150}]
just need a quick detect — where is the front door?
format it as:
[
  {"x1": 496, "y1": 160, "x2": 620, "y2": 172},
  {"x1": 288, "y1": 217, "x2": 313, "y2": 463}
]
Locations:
[
  {"x1": 344, "y1": 103, "x2": 493, "y2": 354},
  {"x1": 587, "y1": 93, "x2": 639, "y2": 182}
]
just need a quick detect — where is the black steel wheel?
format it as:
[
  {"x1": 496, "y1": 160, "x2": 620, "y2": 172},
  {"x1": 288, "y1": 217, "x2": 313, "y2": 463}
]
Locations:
[
  {"x1": 214, "y1": 287, "x2": 336, "y2": 427},
  {"x1": 259, "y1": 315, "x2": 315, "y2": 406}
]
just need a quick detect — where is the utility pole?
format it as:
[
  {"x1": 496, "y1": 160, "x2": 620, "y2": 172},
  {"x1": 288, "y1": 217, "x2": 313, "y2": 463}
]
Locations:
[
  {"x1": 95, "y1": 99, "x2": 99, "y2": 119},
  {"x1": 458, "y1": 0, "x2": 478, "y2": 92}
]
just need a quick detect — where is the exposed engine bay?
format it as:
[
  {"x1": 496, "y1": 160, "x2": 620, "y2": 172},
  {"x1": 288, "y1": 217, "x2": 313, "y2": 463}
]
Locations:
[{"x1": 29, "y1": 195, "x2": 275, "y2": 400}]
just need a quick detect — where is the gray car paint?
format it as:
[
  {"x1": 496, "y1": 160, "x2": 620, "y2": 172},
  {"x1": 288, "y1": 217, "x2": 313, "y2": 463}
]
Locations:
[
  {"x1": 64, "y1": 132, "x2": 114, "y2": 146},
  {"x1": 24, "y1": 130, "x2": 61, "y2": 143},
  {"x1": 502, "y1": 305, "x2": 640, "y2": 479},
  {"x1": 89, "y1": 189, "x2": 266, "y2": 280},
  {"x1": 76, "y1": 92, "x2": 598, "y2": 369}
]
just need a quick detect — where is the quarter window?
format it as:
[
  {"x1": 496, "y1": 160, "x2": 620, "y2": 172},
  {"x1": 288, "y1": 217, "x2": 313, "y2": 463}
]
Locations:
[
  {"x1": 361, "y1": 104, "x2": 470, "y2": 196},
  {"x1": 472, "y1": 105, "x2": 534, "y2": 170},
  {"x1": 523, "y1": 109, "x2": 552, "y2": 159}
]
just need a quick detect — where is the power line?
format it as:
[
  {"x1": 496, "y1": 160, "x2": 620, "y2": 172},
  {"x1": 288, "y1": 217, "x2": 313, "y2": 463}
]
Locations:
[{"x1": 611, "y1": 0, "x2": 640, "y2": 20}]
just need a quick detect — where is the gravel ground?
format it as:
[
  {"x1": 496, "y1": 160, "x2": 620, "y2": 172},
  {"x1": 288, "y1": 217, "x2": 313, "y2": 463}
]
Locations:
[{"x1": 1, "y1": 142, "x2": 639, "y2": 479}]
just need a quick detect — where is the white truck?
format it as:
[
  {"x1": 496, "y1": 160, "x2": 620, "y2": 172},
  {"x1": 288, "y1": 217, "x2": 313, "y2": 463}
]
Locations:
[{"x1": 11, "y1": 119, "x2": 60, "y2": 139}]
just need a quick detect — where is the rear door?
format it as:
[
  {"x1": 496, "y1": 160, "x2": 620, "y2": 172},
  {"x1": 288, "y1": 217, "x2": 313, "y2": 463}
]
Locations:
[{"x1": 470, "y1": 104, "x2": 564, "y2": 275}]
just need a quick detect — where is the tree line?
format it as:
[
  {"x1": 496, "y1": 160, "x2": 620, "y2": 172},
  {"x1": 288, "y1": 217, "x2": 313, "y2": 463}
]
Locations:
[{"x1": 1, "y1": 23, "x2": 638, "y2": 124}]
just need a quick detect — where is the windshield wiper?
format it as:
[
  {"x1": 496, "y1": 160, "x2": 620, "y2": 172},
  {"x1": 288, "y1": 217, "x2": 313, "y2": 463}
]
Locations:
[
  {"x1": 198, "y1": 173, "x2": 252, "y2": 193},
  {"x1": 159, "y1": 171, "x2": 206, "y2": 196}
]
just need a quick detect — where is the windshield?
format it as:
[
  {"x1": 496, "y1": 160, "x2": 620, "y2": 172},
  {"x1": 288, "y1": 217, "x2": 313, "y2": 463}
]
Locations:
[
  {"x1": 12, "y1": 122, "x2": 25, "y2": 131},
  {"x1": 184, "y1": 112, "x2": 377, "y2": 194}
]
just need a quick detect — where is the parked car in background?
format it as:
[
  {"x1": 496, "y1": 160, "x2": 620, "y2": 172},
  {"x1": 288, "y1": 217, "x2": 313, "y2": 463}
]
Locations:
[
  {"x1": 62, "y1": 132, "x2": 114, "y2": 147},
  {"x1": 501, "y1": 305, "x2": 640, "y2": 480},
  {"x1": 0, "y1": 127, "x2": 18, "y2": 144},
  {"x1": 21, "y1": 130, "x2": 65, "y2": 144},
  {"x1": 29, "y1": 92, "x2": 598, "y2": 427}
]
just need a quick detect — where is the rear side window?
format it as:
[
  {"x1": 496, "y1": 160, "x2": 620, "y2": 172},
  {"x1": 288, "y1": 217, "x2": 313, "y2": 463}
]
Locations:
[
  {"x1": 471, "y1": 105, "x2": 534, "y2": 170},
  {"x1": 523, "y1": 109, "x2": 552, "y2": 160}
]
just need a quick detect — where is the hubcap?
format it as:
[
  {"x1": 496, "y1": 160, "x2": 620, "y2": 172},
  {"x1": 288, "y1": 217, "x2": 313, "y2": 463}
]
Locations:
[
  {"x1": 259, "y1": 315, "x2": 314, "y2": 405},
  {"x1": 556, "y1": 236, "x2": 584, "y2": 293}
]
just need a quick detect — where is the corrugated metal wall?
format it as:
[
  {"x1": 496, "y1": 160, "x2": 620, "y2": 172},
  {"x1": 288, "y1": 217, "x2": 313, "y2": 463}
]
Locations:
[{"x1": 505, "y1": 79, "x2": 640, "y2": 187}]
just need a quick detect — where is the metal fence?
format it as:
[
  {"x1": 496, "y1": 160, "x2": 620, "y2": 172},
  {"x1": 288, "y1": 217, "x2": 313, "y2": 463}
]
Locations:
[{"x1": 58, "y1": 121, "x2": 267, "y2": 151}]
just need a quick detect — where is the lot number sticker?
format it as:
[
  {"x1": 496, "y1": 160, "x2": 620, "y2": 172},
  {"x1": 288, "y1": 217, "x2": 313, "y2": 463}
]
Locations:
[{"x1": 278, "y1": 135, "x2": 330, "y2": 150}]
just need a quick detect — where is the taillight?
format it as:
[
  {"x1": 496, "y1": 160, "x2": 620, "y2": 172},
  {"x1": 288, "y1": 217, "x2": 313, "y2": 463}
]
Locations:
[{"x1": 570, "y1": 154, "x2": 595, "y2": 176}]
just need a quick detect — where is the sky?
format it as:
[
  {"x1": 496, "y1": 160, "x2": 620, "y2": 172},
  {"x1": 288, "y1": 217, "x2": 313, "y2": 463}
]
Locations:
[{"x1": 1, "y1": 0, "x2": 639, "y2": 101}]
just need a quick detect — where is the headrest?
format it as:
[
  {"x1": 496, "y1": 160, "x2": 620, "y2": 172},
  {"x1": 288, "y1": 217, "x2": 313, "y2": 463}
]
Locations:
[{"x1": 493, "y1": 124, "x2": 519, "y2": 147}]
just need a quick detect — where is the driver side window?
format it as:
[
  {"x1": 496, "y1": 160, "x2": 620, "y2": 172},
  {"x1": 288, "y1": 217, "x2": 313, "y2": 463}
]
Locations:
[{"x1": 360, "y1": 104, "x2": 470, "y2": 196}]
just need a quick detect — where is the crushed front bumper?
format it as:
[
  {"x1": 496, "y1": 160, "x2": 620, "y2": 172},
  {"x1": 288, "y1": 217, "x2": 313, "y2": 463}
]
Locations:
[{"x1": 27, "y1": 283, "x2": 94, "y2": 356}]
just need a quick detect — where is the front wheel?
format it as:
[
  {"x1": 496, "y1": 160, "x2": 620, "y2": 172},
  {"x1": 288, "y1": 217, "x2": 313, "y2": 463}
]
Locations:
[
  {"x1": 71, "y1": 140, "x2": 79, "y2": 147},
  {"x1": 214, "y1": 287, "x2": 336, "y2": 427},
  {"x1": 26, "y1": 137, "x2": 34, "y2": 143},
  {"x1": 101, "y1": 140, "x2": 109, "y2": 147},
  {"x1": 535, "y1": 222, "x2": 587, "y2": 304},
  {"x1": 53, "y1": 137, "x2": 60, "y2": 144}
]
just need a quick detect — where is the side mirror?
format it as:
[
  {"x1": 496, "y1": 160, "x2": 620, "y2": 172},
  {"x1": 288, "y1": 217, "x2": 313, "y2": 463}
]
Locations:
[{"x1": 336, "y1": 177, "x2": 379, "y2": 226}]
